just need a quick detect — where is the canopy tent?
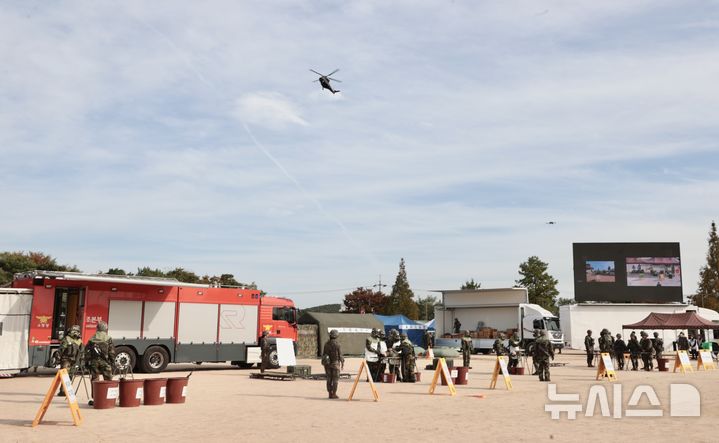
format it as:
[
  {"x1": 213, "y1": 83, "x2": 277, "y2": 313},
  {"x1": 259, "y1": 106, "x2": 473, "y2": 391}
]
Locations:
[
  {"x1": 297, "y1": 312, "x2": 384, "y2": 356},
  {"x1": 622, "y1": 311, "x2": 718, "y2": 330},
  {"x1": 424, "y1": 318, "x2": 436, "y2": 331},
  {"x1": 374, "y1": 314, "x2": 427, "y2": 345}
]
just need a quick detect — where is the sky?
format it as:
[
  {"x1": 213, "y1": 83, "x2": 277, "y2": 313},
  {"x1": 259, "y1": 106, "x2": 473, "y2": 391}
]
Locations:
[{"x1": 2, "y1": 1, "x2": 718, "y2": 308}]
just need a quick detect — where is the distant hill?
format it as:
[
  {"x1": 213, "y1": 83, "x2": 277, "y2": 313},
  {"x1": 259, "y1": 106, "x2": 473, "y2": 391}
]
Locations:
[{"x1": 299, "y1": 303, "x2": 342, "y2": 316}]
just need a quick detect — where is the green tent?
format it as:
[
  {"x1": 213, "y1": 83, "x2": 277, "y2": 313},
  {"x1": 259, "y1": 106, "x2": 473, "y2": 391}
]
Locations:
[{"x1": 298, "y1": 312, "x2": 384, "y2": 356}]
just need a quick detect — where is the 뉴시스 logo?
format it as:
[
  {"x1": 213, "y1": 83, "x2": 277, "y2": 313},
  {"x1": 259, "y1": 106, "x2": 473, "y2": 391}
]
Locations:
[{"x1": 545, "y1": 383, "x2": 700, "y2": 419}]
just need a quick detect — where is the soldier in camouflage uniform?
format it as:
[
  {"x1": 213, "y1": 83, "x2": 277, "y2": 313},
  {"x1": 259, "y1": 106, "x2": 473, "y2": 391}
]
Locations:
[
  {"x1": 507, "y1": 333, "x2": 521, "y2": 373},
  {"x1": 85, "y1": 321, "x2": 115, "y2": 404},
  {"x1": 398, "y1": 333, "x2": 416, "y2": 382},
  {"x1": 322, "y1": 329, "x2": 344, "y2": 399},
  {"x1": 59, "y1": 325, "x2": 83, "y2": 377},
  {"x1": 493, "y1": 333, "x2": 507, "y2": 357},
  {"x1": 628, "y1": 332, "x2": 641, "y2": 371},
  {"x1": 259, "y1": 330, "x2": 271, "y2": 373},
  {"x1": 365, "y1": 328, "x2": 382, "y2": 382},
  {"x1": 584, "y1": 330, "x2": 595, "y2": 367},
  {"x1": 57, "y1": 325, "x2": 83, "y2": 396},
  {"x1": 387, "y1": 329, "x2": 402, "y2": 381},
  {"x1": 461, "y1": 330, "x2": 473, "y2": 368},
  {"x1": 653, "y1": 332, "x2": 664, "y2": 362},
  {"x1": 598, "y1": 328, "x2": 613, "y2": 354},
  {"x1": 639, "y1": 331, "x2": 654, "y2": 371},
  {"x1": 532, "y1": 329, "x2": 554, "y2": 382}
]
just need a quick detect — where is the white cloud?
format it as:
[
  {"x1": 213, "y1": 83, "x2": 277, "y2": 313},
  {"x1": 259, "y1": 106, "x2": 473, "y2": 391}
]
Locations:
[{"x1": 233, "y1": 92, "x2": 308, "y2": 129}]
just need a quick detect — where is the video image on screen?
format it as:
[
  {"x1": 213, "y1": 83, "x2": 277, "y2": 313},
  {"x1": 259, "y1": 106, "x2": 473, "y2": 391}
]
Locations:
[
  {"x1": 626, "y1": 257, "x2": 681, "y2": 287},
  {"x1": 585, "y1": 260, "x2": 615, "y2": 283}
]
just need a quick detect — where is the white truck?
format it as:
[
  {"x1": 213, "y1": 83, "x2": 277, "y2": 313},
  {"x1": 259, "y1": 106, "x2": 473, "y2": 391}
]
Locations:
[{"x1": 433, "y1": 288, "x2": 564, "y2": 352}]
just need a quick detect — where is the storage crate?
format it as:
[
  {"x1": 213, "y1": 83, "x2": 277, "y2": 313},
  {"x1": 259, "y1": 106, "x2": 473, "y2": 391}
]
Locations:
[{"x1": 287, "y1": 365, "x2": 312, "y2": 377}]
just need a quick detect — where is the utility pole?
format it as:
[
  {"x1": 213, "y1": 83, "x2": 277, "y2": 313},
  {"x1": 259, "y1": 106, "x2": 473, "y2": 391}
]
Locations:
[{"x1": 373, "y1": 275, "x2": 387, "y2": 295}]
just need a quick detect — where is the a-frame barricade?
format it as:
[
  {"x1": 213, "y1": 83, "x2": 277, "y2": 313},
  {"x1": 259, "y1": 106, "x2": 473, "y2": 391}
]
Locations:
[
  {"x1": 489, "y1": 356, "x2": 512, "y2": 390},
  {"x1": 698, "y1": 349, "x2": 716, "y2": 371},
  {"x1": 32, "y1": 368, "x2": 82, "y2": 427},
  {"x1": 674, "y1": 350, "x2": 694, "y2": 374},
  {"x1": 595, "y1": 352, "x2": 617, "y2": 382},
  {"x1": 347, "y1": 360, "x2": 380, "y2": 402},
  {"x1": 428, "y1": 357, "x2": 456, "y2": 396}
]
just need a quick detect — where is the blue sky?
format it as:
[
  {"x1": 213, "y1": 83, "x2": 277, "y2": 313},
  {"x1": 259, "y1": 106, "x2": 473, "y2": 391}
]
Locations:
[{"x1": 2, "y1": 1, "x2": 718, "y2": 307}]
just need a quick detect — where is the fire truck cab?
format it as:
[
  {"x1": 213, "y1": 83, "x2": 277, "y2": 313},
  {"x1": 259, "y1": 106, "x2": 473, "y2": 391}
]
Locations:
[{"x1": 7, "y1": 271, "x2": 298, "y2": 373}]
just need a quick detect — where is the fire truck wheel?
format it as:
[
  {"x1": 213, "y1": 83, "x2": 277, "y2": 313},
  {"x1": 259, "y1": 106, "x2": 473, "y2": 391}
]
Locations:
[
  {"x1": 141, "y1": 346, "x2": 169, "y2": 373},
  {"x1": 114, "y1": 347, "x2": 137, "y2": 373},
  {"x1": 268, "y1": 346, "x2": 280, "y2": 369}
]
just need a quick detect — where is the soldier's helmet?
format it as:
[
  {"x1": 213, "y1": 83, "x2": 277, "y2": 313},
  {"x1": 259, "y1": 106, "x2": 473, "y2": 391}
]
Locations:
[
  {"x1": 499, "y1": 332, "x2": 506, "y2": 339},
  {"x1": 261, "y1": 330, "x2": 269, "y2": 336},
  {"x1": 400, "y1": 333, "x2": 407, "y2": 339},
  {"x1": 390, "y1": 329, "x2": 399, "y2": 337},
  {"x1": 640, "y1": 331, "x2": 648, "y2": 337},
  {"x1": 533, "y1": 328, "x2": 540, "y2": 337},
  {"x1": 97, "y1": 321, "x2": 108, "y2": 332},
  {"x1": 371, "y1": 328, "x2": 378, "y2": 337},
  {"x1": 70, "y1": 325, "x2": 81, "y2": 336},
  {"x1": 329, "y1": 329, "x2": 339, "y2": 339},
  {"x1": 464, "y1": 330, "x2": 471, "y2": 337},
  {"x1": 601, "y1": 328, "x2": 608, "y2": 335}
]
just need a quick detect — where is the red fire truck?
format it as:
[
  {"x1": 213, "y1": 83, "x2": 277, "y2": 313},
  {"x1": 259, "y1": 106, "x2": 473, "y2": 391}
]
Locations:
[{"x1": 2, "y1": 271, "x2": 298, "y2": 373}]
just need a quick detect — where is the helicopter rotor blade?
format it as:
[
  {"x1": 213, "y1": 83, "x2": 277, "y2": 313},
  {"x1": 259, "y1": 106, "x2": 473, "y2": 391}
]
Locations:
[
  {"x1": 309, "y1": 69, "x2": 324, "y2": 76},
  {"x1": 312, "y1": 79, "x2": 319, "y2": 82},
  {"x1": 328, "y1": 78, "x2": 342, "y2": 83},
  {"x1": 327, "y1": 68, "x2": 340, "y2": 76}
]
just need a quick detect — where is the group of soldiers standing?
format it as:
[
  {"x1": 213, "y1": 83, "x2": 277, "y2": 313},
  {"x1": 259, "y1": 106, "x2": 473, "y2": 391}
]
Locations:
[
  {"x1": 364, "y1": 328, "x2": 417, "y2": 383},
  {"x1": 584, "y1": 328, "x2": 664, "y2": 371},
  {"x1": 56, "y1": 321, "x2": 116, "y2": 403}
]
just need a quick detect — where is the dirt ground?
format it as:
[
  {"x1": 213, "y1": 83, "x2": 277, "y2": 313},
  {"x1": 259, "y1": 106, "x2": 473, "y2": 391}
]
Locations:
[{"x1": 1, "y1": 351, "x2": 717, "y2": 443}]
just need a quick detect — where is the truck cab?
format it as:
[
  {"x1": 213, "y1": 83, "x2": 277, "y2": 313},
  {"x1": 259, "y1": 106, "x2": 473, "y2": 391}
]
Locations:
[{"x1": 520, "y1": 303, "x2": 564, "y2": 350}]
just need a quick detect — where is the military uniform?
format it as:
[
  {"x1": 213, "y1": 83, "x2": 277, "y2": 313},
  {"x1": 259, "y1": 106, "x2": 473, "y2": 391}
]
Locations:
[
  {"x1": 424, "y1": 330, "x2": 434, "y2": 350},
  {"x1": 584, "y1": 331, "x2": 595, "y2": 367},
  {"x1": 461, "y1": 331, "x2": 473, "y2": 368},
  {"x1": 598, "y1": 329, "x2": 613, "y2": 354},
  {"x1": 628, "y1": 334, "x2": 641, "y2": 371},
  {"x1": 322, "y1": 329, "x2": 344, "y2": 399},
  {"x1": 639, "y1": 332, "x2": 654, "y2": 371},
  {"x1": 532, "y1": 330, "x2": 554, "y2": 381},
  {"x1": 653, "y1": 332, "x2": 664, "y2": 362},
  {"x1": 387, "y1": 329, "x2": 401, "y2": 381},
  {"x1": 365, "y1": 329, "x2": 382, "y2": 382},
  {"x1": 259, "y1": 330, "x2": 271, "y2": 373},
  {"x1": 677, "y1": 333, "x2": 689, "y2": 351},
  {"x1": 493, "y1": 333, "x2": 507, "y2": 355},
  {"x1": 59, "y1": 325, "x2": 83, "y2": 378},
  {"x1": 613, "y1": 334, "x2": 627, "y2": 370},
  {"x1": 507, "y1": 334, "x2": 521, "y2": 372},
  {"x1": 398, "y1": 334, "x2": 416, "y2": 382},
  {"x1": 86, "y1": 321, "x2": 115, "y2": 384}
]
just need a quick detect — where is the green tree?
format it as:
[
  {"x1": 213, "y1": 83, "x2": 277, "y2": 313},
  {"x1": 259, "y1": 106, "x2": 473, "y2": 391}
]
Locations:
[
  {"x1": 416, "y1": 295, "x2": 438, "y2": 321},
  {"x1": 165, "y1": 267, "x2": 201, "y2": 283},
  {"x1": 0, "y1": 251, "x2": 79, "y2": 286},
  {"x1": 691, "y1": 221, "x2": 719, "y2": 311},
  {"x1": 106, "y1": 268, "x2": 127, "y2": 275},
  {"x1": 136, "y1": 267, "x2": 166, "y2": 278},
  {"x1": 461, "y1": 278, "x2": 481, "y2": 290},
  {"x1": 515, "y1": 256, "x2": 559, "y2": 312},
  {"x1": 555, "y1": 297, "x2": 575, "y2": 309},
  {"x1": 386, "y1": 258, "x2": 419, "y2": 319}
]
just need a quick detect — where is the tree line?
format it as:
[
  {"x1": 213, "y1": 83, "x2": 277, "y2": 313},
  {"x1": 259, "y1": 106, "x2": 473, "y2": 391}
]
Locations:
[{"x1": 0, "y1": 251, "x2": 256, "y2": 289}]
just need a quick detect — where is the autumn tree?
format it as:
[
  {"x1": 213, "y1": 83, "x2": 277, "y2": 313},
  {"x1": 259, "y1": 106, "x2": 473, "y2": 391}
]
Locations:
[
  {"x1": 343, "y1": 287, "x2": 387, "y2": 314},
  {"x1": 691, "y1": 221, "x2": 719, "y2": 311},
  {"x1": 515, "y1": 256, "x2": 559, "y2": 312}
]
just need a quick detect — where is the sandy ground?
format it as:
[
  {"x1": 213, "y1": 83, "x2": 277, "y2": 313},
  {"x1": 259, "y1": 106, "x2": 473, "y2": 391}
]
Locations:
[{"x1": 1, "y1": 351, "x2": 717, "y2": 443}]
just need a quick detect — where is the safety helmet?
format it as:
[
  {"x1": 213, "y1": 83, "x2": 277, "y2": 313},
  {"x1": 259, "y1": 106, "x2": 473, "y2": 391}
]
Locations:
[
  {"x1": 70, "y1": 325, "x2": 81, "y2": 334},
  {"x1": 464, "y1": 330, "x2": 471, "y2": 337},
  {"x1": 97, "y1": 321, "x2": 108, "y2": 332},
  {"x1": 601, "y1": 328, "x2": 608, "y2": 335},
  {"x1": 329, "y1": 329, "x2": 339, "y2": 339},
  {"x1": 640, "y1": 331, "x2": 648, "y2": 337},
  {"x1": 400, "y1": 332, "x2": 407, "y2": 339}
]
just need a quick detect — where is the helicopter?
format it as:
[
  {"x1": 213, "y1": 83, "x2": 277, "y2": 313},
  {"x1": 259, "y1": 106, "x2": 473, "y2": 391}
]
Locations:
[{"x1": 310, "y1": 68, "x2": 341, "y2": 94}]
